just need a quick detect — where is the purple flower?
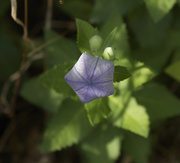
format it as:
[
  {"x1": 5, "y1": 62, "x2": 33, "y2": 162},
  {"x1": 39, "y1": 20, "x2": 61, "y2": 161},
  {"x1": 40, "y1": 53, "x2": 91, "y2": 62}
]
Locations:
[{"x1": 64, "y1": 53, "x2": 114, "y2": 103}]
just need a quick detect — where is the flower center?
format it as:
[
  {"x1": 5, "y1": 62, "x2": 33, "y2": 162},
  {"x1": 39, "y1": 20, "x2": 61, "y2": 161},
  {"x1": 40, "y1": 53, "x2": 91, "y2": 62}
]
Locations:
[{"x1": 88, "y1": 80, "x2": 93, "y2": 85}]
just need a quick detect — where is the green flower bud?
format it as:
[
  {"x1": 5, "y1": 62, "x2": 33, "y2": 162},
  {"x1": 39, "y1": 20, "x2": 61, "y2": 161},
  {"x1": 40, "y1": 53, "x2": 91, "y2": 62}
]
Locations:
[
  {"x1": 103, "y1": 47, "x2": 115, "y2": 61},
  {"x1": 89, "y1": 35, "x2": 103, "y2": 52}
]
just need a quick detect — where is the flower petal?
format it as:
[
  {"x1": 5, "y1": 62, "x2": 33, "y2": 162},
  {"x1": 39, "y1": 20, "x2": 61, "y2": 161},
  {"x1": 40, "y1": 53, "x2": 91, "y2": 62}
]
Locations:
[
  {"x1": 74, "y1": 53, "x2": 99, "y2": 80},
  {"x1": 64, "y1": 53, "x2": 115, "y2": 103},
  {"x1": 92, "y1": 59, "x2": 114, "y2": 83},
  {"x1": 75, "y1": 85, "x2": 97, "y2": 103},
  {"x1": 64, "y1": 67, "x2": 87, "y2": 91}
]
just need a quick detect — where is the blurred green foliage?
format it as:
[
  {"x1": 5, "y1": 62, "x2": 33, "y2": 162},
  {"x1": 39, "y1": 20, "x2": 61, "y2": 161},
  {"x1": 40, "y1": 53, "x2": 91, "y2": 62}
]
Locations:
[{"x1": 1, "y1": 0, "x2": 180, "y2": 163}]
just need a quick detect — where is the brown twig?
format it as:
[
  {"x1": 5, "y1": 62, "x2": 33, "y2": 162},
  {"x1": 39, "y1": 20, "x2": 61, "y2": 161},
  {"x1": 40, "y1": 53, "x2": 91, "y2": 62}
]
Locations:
[
  {"x1": 44, "y1": 0, "x2": 54, "y2": 70},
  {"x1": 10, "y1": 0, "x2": 28, "y2": 117},
  {"x1": 0, "y1": 36, "x2": 59, "y2": 114},
  {"x1": 45, "y1": 0, "x2": 53, "y2": 30},
  {"x1": 0, "y1": 123, "x2": 13, "y2": 152}
]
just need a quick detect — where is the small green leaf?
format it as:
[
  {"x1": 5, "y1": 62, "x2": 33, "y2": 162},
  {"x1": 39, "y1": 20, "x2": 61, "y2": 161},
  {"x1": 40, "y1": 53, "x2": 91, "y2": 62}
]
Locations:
[
  {"x1": 134, "y1": 82, "x2": 180, "y2": 123},
  {"x1": 39, "y1": 63, "x2": 75, "y2": 97},
  {"x1": 144, "y1": 0, "x2": 176, "y2": 22},
  {"x1": 76, "y1": 18, "x2": 99, "y2": 54},
  {"x1": 101, "y1": 27, "x2": 117, "y2": 50},
  {"x1": 39, "y1": 99, "x2": 92, "y2": 153},
  {"x1": 109, "y1": 96, "x2": 150, "y2": 137},
  {"x1": 80, "y1": 125, "x2": 123, "y2": 163},
  {"x1": 20, "y1": 78, "x2": 63, "y2": 113},
  {"x1": 113, "y1": 66, "x2": 131, "y2": 83},
  {"x1": 85, "y1": 97, "x2": 111, "y2": 126},
  {"x1": 165, "y1": 61, "x2": 180, "y2": 82}
]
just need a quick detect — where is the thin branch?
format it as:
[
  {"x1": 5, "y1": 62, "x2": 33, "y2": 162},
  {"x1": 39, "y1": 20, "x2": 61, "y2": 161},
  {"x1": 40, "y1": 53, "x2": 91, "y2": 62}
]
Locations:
[
  {"x1": 10, "y1": 0, "x2": 29, "y2": 117},
  {"x1": 27, "y1": 36, "x2": 59, "y2": 58},
  {"x1": 0, "y1": 37, "x2": 59, "y2": 114},
  {"x1": 45, "y1": 0, "x2": 53, "y2": 29},
  {"x1": 0, "y1": 124, "x2": 13, "y2": 152},
  {"x1": 11, "y1": 0, "x2": 27, "y2": 39}
]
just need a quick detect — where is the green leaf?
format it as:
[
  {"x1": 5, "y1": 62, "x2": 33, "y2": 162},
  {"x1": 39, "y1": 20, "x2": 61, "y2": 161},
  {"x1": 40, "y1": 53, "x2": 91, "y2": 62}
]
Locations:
[
  {"x1": 144, "y1": 0, "x2": 176, "y2": 22},
  {"x1": 113, "y1": 66, "x2": 131, "y2": 83},
  {"x1": 80, "y1": 125, "x2": 123, "y2": 163},
  {"x1": 60, "y1": 0, "x2": 92, "y2": 19},
  {"x1": 165, "y1": 61, "x2": 180, "y2": 82},
  {"x1": 39, "y1": 99, "x2": 92, "y2": 153},
  {"x1": 101, "y1": 27, "x2": 117, "y2": 50},
  {"x1": 127, "y1": 7, "x2": 172, "y2": 48},
  {"x1": 109, "y1": 96, "x2": 150, "y2": 137},
  {"x1": 131, "y1": 62, "x2": 156, "y2": 88},
  {"x1": 76, "y1": 18, "x2": 99, "y2": 54},
  {"x1": 39, "y1": 63, "x2": 75, "y2": 97},
  {"x1": 20, "y1": 78, "x2": 63, "y2": 113},
  {"x1": 122, "y1": 132, "x2": 150, "y2": 163},
  {"x1": 90, "y1": 0, "x2": 143, "y2": 23},
  {"x1": 45, "y1": 30, "x2": 79, "y2": 67},
  {"x1": 85, "y1": 97, "x2": 111, "y2": 126},
  {"x1": 134, "y1": 82, "x2": 180, "y2": 123}
]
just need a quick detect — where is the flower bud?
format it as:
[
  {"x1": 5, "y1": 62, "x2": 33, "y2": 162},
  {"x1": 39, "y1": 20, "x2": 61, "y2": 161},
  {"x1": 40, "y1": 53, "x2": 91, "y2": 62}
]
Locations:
[
  {"x1": 103, "y1": 47, "x2": 115, "y2": 61},
  {"x1": 89, "y1": 35, "x2": 103, "y2": 52}
]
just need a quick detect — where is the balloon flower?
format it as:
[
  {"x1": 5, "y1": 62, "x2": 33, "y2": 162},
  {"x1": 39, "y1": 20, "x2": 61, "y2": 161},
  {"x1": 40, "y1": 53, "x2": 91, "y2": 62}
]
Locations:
[{"x1": 64, "y1": 53, "x2": 114, "y2": 103}]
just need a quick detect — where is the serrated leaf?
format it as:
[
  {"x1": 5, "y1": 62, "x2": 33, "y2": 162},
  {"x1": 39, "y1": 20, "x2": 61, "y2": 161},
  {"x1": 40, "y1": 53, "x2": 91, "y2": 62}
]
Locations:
[
  {"x1": 113, "y1": 66, "x2": 131, "y2": 83},
  {"x1": 109, "y1": 96, "x2": 150, "y2": 137},
  {"x1": 80, "y1": 125, "x2": 123, "y2": 163},
  {"x1": 39, "y1": 63, "x2": 75, "y2": 97},
  {"x1": 165, "y1": 61, "x2": 180, "y2": 82},
  {"x1": 85, "y1": 97, "x2": 111, "y2": 126},
  {"x1": 39, "y1": 99, "x2": 92, "y2": 153},
  {"x1": 134, "y1": 82, "x2": 180, "y2": 123},
  {"x1": 122, "y1": 132, "x2": 150, "y2": 163},
  {"x1": 144, "y1": 0, "x2": 176, "y2": 22},
  {"x1": 45, "y1": 29, "x2": 79, "y2": 67},
  {"x1": 20, "y1": 78, "x2": 63, "y2": 113},
  {"x1": 76, "y1": 18, "x2": 99, "y2": 54}
]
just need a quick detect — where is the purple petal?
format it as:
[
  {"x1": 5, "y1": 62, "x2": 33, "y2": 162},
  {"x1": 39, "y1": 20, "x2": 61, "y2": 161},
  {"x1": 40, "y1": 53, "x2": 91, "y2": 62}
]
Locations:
[
  {"x1": 92, "y1": 59, "x2": 114, "y2": 83},
  {"x1": 74, "y1": 53, "x2": 99, "y2": 80},
  {"x1": 64, "y1": 53, "x2": 115, "y2": 103}
]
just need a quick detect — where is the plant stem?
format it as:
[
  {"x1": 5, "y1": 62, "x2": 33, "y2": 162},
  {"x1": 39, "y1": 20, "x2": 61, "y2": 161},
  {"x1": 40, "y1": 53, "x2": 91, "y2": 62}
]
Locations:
[{"x1": 10, "y1": 0, "x2": 28, "y2": 117}]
